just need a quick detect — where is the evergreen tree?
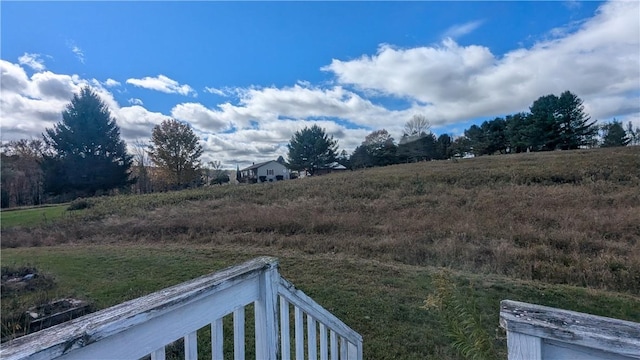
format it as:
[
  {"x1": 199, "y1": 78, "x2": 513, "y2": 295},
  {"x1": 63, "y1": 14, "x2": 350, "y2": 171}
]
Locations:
[
  {"x1": 286, "y1": 125, "x2": 338, "y2": 175},
  {"x1": 555, "y1": 91, "x2": 597, "y2": 150},
  {"x1": 601, "y1": 120, "x2": 631, "y2": 147},
  {"x1": 42, "y1": 87, "x2": 133, "y2": 196},
  {"x1": 528, "y1": 94, "x2": 561, "y2": 151}
]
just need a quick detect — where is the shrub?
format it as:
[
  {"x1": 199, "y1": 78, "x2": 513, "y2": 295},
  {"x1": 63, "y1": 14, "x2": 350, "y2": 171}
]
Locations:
[{"x1": 67, "y1": 198, "x2": 93, "y2": 211}]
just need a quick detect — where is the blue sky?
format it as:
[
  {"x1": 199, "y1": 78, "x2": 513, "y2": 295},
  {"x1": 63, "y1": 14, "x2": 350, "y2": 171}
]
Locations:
[{"x1": 2, "y1": 1, "x2": 638, "y2": 167}]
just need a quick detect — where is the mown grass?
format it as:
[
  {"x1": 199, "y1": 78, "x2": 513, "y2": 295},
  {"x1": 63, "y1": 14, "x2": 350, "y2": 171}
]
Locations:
[
  {"x1": 2, "y1": 245, "x2": 639, "y2": 359},
  {"x1": 0, "y1": 204, "x2": 70, "y2": 229},
  {"x1": 1, "y1": 147, "x2": 639, "y2": 358}
]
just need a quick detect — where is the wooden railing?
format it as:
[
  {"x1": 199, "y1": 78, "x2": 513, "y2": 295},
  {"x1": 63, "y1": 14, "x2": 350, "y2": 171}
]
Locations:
[
  {"x1": 500, "y1": 300, "x2": 640, "y2": 360},
  {"x1": 1, "y1": 257, "x2": 363, "y2": 360}
]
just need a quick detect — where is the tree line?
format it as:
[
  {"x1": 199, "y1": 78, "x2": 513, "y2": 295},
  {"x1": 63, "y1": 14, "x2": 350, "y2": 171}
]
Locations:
[
  {"x1": 1, "y1": 87, "x2": 223, "y2": 208},
  {"x1": 287, "y1": 91, "x2": 638, "y2": 171},
  {"x1": 2, "y1": 88, "x2": 637, "y2": 208}
]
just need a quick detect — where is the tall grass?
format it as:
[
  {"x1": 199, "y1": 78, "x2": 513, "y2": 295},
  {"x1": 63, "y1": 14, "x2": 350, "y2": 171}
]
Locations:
[{"x1": 2, "y1": 147, "x2": 639, "y2": 294}]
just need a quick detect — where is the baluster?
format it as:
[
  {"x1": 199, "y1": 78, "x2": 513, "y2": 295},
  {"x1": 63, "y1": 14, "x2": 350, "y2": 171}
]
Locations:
[
  {"x1": 319, "y1": 323, "x2": 328, "y2": 360},
  {"x1": 212, "y1": 317, "x2": 224, "y2": 360},
  {"x1": 339, "y1": 337, "x2": 347, "y2": 360},
  {"x1": 234, "y1": 307, "x2": 245, "y2": 360},
  {"x1": 307, "y1": 314, "x2": 317, "y2": 360},
  {"x1": 294, "y1": 306, "x2": 304, "y2": 360},
  {"x1": 280, "y1": 296, "x2": 291, "y2": 360},
  {"x1": 330, "y1": 330, "x2": 338, "y2": 360},
  {"x1": 185, "y1": 331, "x2": 197, "y2": 360},
  {"x1": 151, "y1": 347, "x2": 165, "y2": 360}
]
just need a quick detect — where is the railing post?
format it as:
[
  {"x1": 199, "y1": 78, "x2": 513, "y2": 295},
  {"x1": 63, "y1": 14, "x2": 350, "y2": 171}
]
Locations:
[{"x1": 255, "y1": 260, "x2": 279, "y2": 359}]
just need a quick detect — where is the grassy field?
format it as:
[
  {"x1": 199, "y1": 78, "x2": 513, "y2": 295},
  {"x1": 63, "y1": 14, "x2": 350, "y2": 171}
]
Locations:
[
  {"x1": 0, "y1": 204, "x2": 70, "y2": 229},
  {"x1": 1, "y1": 146, "x2": 639, "y2": 358}
]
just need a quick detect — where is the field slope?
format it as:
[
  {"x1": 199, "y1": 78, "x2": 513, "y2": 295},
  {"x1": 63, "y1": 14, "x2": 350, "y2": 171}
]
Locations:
[{"x1": 2, "y1": 147, "x2": 639, "y2": 358}]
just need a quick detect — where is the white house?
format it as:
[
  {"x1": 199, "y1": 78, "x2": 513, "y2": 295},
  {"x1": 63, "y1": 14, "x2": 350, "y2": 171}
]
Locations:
[{"x1": 239, "y1": 160, "x2": 290, "y2": 183}]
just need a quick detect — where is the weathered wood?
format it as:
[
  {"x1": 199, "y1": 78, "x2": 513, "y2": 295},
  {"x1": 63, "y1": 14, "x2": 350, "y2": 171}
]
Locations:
[
  {"x1": 294, "y1": 306, "x2": 304, "y2": 360},
  {"x1": 2, "y1": 257, "x2": 277, "y2": 360},
  {"x1": 254, "y1": 266, "x2": 278, "y2": 360},
  {"x1": 319, "y1": 323, "x2": 328, "y2": 360},
  {"x1": 507, "y1": 332, "x2": 541, "y2": 360},
  {"x1": 330, "y1": 329, "x2": 338, "y2": 360},
  {"x1": 1, "y1": 256, "x2": 364, "y2": 360},
  {"x1": 280, "y1": 297, "x2": 291, "y2": 360},
  {"x1": 233, "y1": 307, "x2": 245, "y2": 360},
  {"x1": 279, "y1": 277, "x2": 363, "y2": 347},
  {"x1": 212, "y1": 318, "x2": 224, "y2": 360},
  {"x1": 150, "y1": 347, "x2": 165, "y2": 360},
  {"x1": 184, "y1": 331, "x2": 197, "y2": 360},
  {"x1": 500, "y1": 300, "x2": 640, "y2": 360},
  {"x1": 307, "y1": 314, "x2": 317, "y2": 360}
]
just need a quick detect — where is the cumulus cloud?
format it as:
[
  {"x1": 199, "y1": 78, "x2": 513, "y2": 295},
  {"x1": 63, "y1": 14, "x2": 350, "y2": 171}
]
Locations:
[
  {"x1": 128, "y1": 98, "x2": 144, "y2": 105},
  {"x1": 18, "y1": 53, "x2": 46, "y2": 71},
  {"x1": 104, "y1": 78, "x2": 121, "y2": 87},
  {"x1": 443, "y1": 20, "x2": 484, "y2": 39},
  {"x1": 323, "y1": 0, "x2": 639, "y2": 125},
  {"x1": 126, "y1": 75, "x2": 197, "y2": 97}
]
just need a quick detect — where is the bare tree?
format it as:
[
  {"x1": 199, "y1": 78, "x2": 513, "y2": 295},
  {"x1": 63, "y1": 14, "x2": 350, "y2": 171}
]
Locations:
[
  {"x1": 131, "y1": 139, "x2": 152, "y2": 194},
  {"x1": 403, "y1": 114, "x2": 431, "y2": 137}
]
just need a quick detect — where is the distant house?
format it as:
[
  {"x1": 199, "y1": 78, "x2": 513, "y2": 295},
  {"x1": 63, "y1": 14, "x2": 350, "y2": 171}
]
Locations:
[
  {"x1": 314, "y1": 162, "x2": 348, "y2": 176},
  {"x1": 238, "y1": 160, "x2": 291, "y2": 183}
]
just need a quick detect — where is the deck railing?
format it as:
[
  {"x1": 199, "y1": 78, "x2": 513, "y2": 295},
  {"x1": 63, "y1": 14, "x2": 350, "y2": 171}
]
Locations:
[
  {"x1": 1, "y1": 257, "x2": 363, "y2": 360},
  {"x1": 500, "y1": 299, "x2": 640, "y2": 360}
]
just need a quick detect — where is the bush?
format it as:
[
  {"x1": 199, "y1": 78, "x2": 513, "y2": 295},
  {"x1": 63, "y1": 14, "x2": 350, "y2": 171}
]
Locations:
[
  {"x1": 276, "y1": 175, "x2": 284, "y2": 181},
  {"x1": 259, "y1": 176, "x2": 267, "y2": 183},
  {"x1": 67, "y1": 198, "x2": 93, "y2": 211}
]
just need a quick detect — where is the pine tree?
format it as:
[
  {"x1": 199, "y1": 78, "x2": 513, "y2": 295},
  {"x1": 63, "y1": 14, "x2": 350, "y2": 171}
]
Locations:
[
  {"x1": 286, "y1": 125, "x2": 338, "y2": 175},
  {"x1": 601, "y1": 120, "x2": 631, "y2": 147},
  {"x1": 42, "y1": 87, "x2": 133, "y2": 196},
  {"x1": 555, "y1": 91, "x2": 597, "y2": 150}
]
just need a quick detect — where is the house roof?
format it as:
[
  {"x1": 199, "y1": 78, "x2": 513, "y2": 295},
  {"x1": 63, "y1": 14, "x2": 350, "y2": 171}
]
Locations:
[{"x1": 240, "y1": 160, "x2": 286, "y2": 172}]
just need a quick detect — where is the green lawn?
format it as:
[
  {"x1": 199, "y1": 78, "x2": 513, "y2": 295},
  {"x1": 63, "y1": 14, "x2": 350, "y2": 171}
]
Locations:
[
  {"x1": 0, "y1": 205, "x2": 70, "y2": 229},
  {"x1": 3, "y1": 245, "x2": 639, "y2": 359}
]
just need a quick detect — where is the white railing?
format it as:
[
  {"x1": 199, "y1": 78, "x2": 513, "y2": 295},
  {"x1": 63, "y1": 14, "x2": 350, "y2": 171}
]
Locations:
[
  {"x1": 500, "y1": 300, "x2": 640, "y2": 360},
  {"x1": 1, "y1": 257, "x2": 363, "y2": 360}
]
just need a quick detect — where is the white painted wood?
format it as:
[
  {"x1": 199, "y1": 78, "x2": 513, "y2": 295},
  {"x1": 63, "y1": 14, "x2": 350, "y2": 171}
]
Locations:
[
  {"x1": 212, "y1": 318, "x2": 224, "y2": 360},
  {"x1": 185, "y1": 331, "x2": 198, "y2": 360},
  {"x1": 307, "y1": 314, "x2": 317, "y2": 360},
  {"x1": 319, "y1": 323, "x2": 328, "y2": 360},
  {"x1": 544, "y1": 339, "x2": 633, "y2": 360},
  {"x1": 280, "y1": 297, "x2": 291, "y2": 360},
  {"x1": 330, "y1": 330, "x2": 338, "y2": 360},
  {"x1": 279, "y1": 277, "x2": 363, "y2": 347},
  {"x1": 2, "y1": 257, "x2": 275, "y2": 360},
  {"x1": 254, "y1": 266, "x2": 278, "y2": 360},
  {"x1": 340, "y1": 337, "x2": 348, "y2": 360},
  {"x1": 233, "y1": 307, "x2": 245, "y2": 360},
  {"x1": 500, "y1": 299, "x2": 640, "y2": 359},
  {"x1": 347, "y1": 342, "x2": 358, "y2": 360},
  {"x1": 150, "y1": 347, "x2": 165, "y2": 360},
  {"x1": 1, "y1": 257, "x2": 364, "y2": 360},
  {"x1": 294, "y1": 306, "x2": 304, "y2": 360},
  {"x1": 507, "y1": 332, "x2": 541, "y2": 360}
]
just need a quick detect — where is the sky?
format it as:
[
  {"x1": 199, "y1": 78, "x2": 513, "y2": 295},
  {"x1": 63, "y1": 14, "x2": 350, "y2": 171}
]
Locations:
[{"x1": 1, "y1": 1, "x2": 639, "y2": 168}]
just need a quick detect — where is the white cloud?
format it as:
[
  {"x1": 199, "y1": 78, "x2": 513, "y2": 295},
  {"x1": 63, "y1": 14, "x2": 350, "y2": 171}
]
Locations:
[
  {"x1": 72, "y1": 46, "x2": 85, "y2": 63},
  {"x1": 128, "y1": 98, "x2": 144, "y2": 106},
  {"x1": 204, "y1": 87, "x2": 228, "y2": 96},
  {"x1": 18, "y1": 53, "x2": 46, "y2": 71},
  {"x1": 104, "y1": 78, "x2": 121, "y2": 87},
  {"x1": 443, "y1": 20, "x2": 484, "y2": 39},
  {"x1": 126, "y1": 75, "x2": 197, "y2": 97},
  {"x1": 323, "y1": 0, "x2": 639, "y2": 126}
]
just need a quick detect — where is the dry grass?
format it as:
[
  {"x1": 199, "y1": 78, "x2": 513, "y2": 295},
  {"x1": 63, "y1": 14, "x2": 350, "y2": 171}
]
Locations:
[{"x1": 3, "y1": 147, "x2": 639, "y2": 294}]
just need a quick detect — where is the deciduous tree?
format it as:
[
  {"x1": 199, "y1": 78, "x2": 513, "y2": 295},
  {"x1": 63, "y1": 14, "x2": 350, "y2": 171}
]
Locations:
[
  {"x1": 148, "y1": 119, "x2": 203, "y2": 188},
  {"x1": 42, "y1": 87, "x2": 133, "y2": 196}
]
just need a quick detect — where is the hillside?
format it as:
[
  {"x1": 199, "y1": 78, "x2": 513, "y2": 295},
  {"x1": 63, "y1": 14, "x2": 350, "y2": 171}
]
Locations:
[{"x1": 2, "y1": 146, "x2": 639, "y2": 359}]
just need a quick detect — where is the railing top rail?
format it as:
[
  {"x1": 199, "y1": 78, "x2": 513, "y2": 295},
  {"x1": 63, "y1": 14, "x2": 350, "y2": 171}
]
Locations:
[
  {"x1": 2, "y1": 256, "x2": 279, "y2": 360},
  {"x1": 278, "y1": 277, "x2": 363, "y2": 345},
  {"x1": 500, "y1": 299, "x2": 640, "y2": 357}
]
